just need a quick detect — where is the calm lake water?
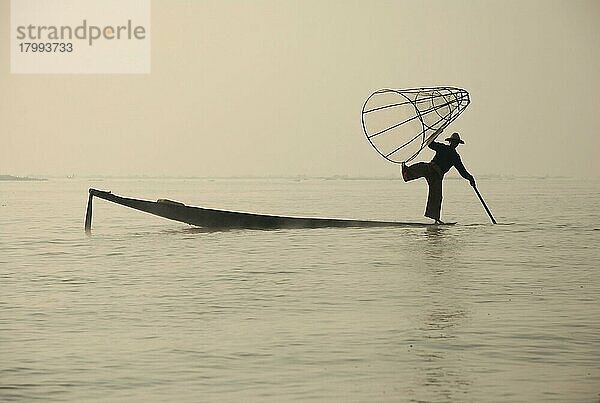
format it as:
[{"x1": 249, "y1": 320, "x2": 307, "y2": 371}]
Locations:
[{"x1": 1, "y1": 177, "x2": 599, "y2": 402}]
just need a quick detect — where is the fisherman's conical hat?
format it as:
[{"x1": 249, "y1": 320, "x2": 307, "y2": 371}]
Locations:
[{"x1": 445, "y1": 132, "x2": 464, "y2": 144}]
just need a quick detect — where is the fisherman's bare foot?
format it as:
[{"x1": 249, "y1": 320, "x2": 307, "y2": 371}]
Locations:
[
  {"x1": 401, "y1": 163, "x2": 409, "y2": 182},
  {"x1": 434, "y1": 219, "x2": 445, "y2": 225}
]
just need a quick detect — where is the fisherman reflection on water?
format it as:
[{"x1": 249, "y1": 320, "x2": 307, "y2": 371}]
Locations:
[{"x1": 402, "y1": 129, "x2": 475, "y2": 225}]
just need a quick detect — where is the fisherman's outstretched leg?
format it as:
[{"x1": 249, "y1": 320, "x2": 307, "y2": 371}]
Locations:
[
  {"x1": 402, "y1": 162, "x2": 429, "y2": 182},
  {"x1": 424, "y1": 174, "x2": 443, "y2": 222}
]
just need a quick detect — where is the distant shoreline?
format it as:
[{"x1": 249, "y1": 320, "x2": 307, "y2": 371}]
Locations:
[{"x1": 0, "y1": 175, "x2": 47, "y2": 181}]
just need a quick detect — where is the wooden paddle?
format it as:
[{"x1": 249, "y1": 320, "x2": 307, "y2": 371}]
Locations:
[{"x1": 472, "y1": 184, "x2": 497, "y2": 224}]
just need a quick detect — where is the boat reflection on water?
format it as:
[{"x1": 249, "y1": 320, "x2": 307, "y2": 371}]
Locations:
[{"x1": 406, "y1": 227, "x2": 473, "y2": 400}]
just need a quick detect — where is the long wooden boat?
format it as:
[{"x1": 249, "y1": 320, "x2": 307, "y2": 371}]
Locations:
[{"x1": 85, "y1": 188, "x2": 452, "y2": 231}]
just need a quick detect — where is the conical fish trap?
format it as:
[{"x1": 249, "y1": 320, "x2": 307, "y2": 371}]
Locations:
[{"x1": 361, "y1": 87, "x2": 470, "y2": 163}]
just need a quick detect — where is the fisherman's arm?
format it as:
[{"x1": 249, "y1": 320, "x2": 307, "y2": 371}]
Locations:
[
  {"x1": 455, "y1": 156, "x2": 476, "y2": 187},
  {"x1": 426, "y1": 127, "x2": 445, "y2": 149},
  {"x1": 428, "y1": 141, "x2": 442, "y2": 151}
]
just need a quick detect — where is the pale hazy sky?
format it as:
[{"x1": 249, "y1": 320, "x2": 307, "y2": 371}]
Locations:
[{"x1": 1, "y1": 0, "x2": 599, "y2": 178}]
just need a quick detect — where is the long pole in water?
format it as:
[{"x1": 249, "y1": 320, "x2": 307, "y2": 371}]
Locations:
[
  {"x1": 472, "y1": 185, "x2": 497, "y2": 224},
  {"x1": 84, "y1": 192, "x2": 93, "y2": 233}
]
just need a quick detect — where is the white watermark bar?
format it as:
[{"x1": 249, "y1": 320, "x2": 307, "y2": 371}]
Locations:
[{"x1": 11, "y1": 0, "x2": 151, "y2": 74}]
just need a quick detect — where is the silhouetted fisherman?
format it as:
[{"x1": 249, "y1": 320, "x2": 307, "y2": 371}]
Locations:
[{"x1": 402, "y1": 130, "x2": 475, "y2": 224}]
